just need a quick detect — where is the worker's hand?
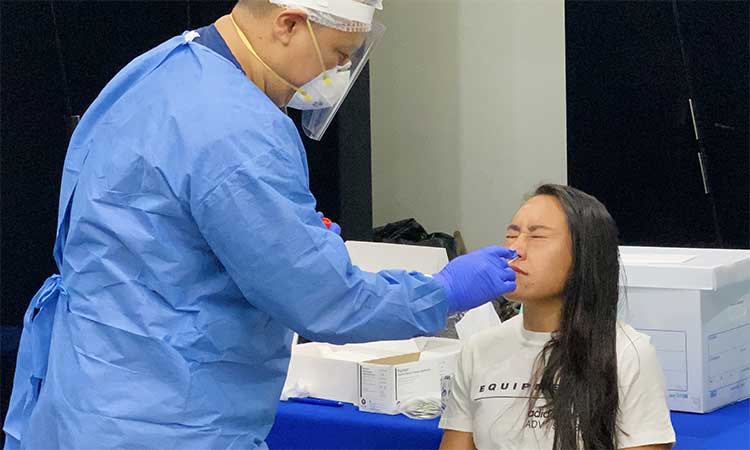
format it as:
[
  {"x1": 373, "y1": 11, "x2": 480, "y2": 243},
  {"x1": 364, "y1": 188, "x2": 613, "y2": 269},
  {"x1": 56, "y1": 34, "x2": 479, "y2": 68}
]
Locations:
[
  {"x1": 327, "y1": 221, "x2": 342, "y2": 235},
  {"x1": 317, "y1": 212, "x2": 341, "y2": 235},
  {"x1": 433, "y1": 246, "x2": 517, "y2": 314}
]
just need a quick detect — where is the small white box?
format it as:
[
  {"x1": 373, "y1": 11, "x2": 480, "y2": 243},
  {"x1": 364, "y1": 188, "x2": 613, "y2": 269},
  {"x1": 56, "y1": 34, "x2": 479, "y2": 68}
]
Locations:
[
  {"x1": 358, "y1": 337, "x2": 461, "y2": 415},
  {"x1": 283, "y1": 339, "x2": 419, "y2": 403},
  {"x1": 344, "y1": 240, "x2": 449, "y2": 274},
  {"x1": 619, "y1": 246, "x2": 750, "y2": 413},
  {"x1": 282, "y1": 337, "x2": 461, "y2": 409}
]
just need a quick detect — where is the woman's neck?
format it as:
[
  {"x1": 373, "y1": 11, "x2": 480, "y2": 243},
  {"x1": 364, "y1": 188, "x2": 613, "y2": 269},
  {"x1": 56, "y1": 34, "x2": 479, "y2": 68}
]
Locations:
[{"x1": 521, "y1": 297, "x2": 563, "y2": 332}]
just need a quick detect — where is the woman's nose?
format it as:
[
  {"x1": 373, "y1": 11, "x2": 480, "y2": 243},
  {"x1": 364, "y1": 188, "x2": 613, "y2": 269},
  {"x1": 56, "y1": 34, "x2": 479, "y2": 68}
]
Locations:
[{"x1": 508, "y1": 238, "x2": 526, "y2": 259}]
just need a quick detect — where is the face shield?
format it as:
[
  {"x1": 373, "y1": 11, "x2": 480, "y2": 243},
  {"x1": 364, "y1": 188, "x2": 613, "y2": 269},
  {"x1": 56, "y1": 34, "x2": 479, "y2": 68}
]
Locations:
[{"x1": 270, "y1": 0, "x2": 386, "y2": 140}]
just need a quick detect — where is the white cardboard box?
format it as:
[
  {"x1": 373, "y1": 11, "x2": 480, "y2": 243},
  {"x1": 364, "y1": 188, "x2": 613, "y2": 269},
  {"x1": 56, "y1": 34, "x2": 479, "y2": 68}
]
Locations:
[
  {"x1": 358, "y1": 337, "x2": 461, "y2": 415},
  {"x1": 284, "y1": 339, "x2": 412, "y2": 403},
  {"x1": 619, "y1": 246, "x2": 750, "y2": 413},
  {"x1": 344, "y1": 240, "x2": 449, "y2": 273},
  {"x1": 282, "y1": 337, "x2": 461, "y2": 409}
]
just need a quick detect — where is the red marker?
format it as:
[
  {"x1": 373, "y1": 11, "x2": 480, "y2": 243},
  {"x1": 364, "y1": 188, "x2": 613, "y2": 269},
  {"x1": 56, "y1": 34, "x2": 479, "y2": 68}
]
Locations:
[{"x1": 321, "y1": 217, "x2": 332, "y2": 229}]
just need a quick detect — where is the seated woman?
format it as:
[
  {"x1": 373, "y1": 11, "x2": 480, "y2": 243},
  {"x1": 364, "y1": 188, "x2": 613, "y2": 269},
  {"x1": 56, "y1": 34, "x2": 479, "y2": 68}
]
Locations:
[{"x1": 439, "y1": 184, "x2": 675, "y2": 450}]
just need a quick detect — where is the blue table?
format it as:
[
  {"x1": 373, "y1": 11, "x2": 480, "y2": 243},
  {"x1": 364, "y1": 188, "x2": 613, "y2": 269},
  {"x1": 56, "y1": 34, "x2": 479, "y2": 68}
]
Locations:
[{"x1": 267, "y1": 399, "x2": 750, "y2": 449}]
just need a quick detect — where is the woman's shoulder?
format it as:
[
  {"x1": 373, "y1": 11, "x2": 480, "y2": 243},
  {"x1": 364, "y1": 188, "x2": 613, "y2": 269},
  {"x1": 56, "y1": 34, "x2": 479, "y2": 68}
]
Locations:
[
  {"x1": 615, "y1": 322, "x2": 661, "y2": 380},
  {"x1": 616, "y1": 322, "x2": 652, "y2": 352}
]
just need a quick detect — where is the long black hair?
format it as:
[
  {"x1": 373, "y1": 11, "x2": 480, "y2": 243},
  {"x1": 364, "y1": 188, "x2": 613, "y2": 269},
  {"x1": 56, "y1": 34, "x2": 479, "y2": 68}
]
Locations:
[{"x1": 529, "y1": 184, "x2": 621, "y2": 450}]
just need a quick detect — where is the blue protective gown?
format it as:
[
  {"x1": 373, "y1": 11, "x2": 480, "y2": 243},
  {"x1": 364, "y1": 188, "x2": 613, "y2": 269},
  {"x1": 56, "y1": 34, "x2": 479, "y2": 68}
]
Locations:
[{"x1": 3, "y1": 29, "x2": 448, "y2": 450}]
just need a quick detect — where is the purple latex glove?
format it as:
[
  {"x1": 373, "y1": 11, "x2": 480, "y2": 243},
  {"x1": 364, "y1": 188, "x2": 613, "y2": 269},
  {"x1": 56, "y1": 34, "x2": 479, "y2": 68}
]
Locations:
[
  {"x1": 433, "y1": 246, "x2": 517, "y2": 314},
  {"x1": 317, "y1": 212, "x2": 341, "y2": 236}
]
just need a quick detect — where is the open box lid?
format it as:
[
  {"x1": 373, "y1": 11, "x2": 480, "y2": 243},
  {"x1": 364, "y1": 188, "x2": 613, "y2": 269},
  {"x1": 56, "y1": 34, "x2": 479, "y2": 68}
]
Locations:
[
  {"x1": 361, "y1": 338, "x2": 462, "y2": 365},
  {"x1": 292, "y1": 338, "x2": 460, "y2": 365},
  {"x1": 292, "y1": 339, "x2": 421, "y2": 361},
  {"x1": 619, "y1": 246, "x2": 750, "y2": 291}
]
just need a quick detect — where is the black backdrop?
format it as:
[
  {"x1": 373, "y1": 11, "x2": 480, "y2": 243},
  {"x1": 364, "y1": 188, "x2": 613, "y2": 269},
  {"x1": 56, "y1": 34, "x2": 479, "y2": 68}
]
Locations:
[
  {"x1": 3, "y1": 0, "x2": 748, "y2": 438},
  {"x1": 566, "y1": 0, "x2": 749, "y2": 249},
  {"x1": 1, "y1": 0, "x2": 373, "y2": 426}
]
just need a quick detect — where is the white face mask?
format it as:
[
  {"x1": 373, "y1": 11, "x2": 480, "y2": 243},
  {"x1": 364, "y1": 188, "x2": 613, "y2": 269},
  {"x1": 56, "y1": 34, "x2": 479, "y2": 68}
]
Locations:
[{"x1": 287, "y1": 64, "x2": 351, "y2": 110}]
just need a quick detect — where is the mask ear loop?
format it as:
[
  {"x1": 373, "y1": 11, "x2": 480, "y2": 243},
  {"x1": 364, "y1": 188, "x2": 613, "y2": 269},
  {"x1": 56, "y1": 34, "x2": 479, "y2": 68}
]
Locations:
[
  {"x1": 230, "y1": 14, "x2": 312, "y2": 102},
  {"x1": 305, "y1": 19, "x2": 332, "y2": 86}
]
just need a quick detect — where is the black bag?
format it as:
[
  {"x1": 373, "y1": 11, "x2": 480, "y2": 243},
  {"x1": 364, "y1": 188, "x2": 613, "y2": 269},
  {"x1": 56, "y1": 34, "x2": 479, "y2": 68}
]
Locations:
[{"x1": 372, "y1": 218, "x2": 464, "y2": 260}]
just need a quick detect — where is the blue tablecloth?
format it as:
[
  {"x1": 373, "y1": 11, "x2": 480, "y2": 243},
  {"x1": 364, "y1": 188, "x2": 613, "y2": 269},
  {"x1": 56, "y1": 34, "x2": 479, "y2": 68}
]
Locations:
[{"x1": 267, "y1": 399, "x2": 750, "y2": 449}]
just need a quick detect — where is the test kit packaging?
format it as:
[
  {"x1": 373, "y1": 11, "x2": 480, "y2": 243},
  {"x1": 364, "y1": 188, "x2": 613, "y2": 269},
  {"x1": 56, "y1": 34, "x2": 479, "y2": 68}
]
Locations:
[
  {"x1": 283, "y1": 337, "x2": 461, "y2": 413},
  {"x1": 619, "y1": 246, "x2": 750, "y2": 413},
  {"x1": 357, "y1": 337, "x2": 461, "y2": 415},
  {"x1": 283, "y1": 338, "x2": 430, "y2": 404}
]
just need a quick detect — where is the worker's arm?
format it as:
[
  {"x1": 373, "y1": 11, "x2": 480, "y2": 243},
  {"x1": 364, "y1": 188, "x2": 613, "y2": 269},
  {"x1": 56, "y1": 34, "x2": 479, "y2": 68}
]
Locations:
[
  {"x1": 192, "y1": 130, "x2": 451, "y2": 344},
  {"x1": 192, "y1": 125, "x2": 514, "y2": 343},
  {"x1": 440, "y1": 431, "x2": 476, "y2": 450}
]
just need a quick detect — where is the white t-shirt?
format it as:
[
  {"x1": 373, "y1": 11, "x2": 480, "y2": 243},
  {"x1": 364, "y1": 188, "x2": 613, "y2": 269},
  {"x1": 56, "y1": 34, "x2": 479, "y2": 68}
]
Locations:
[{"x1": 439, "y1": 315, "x2": 676, "y2": 449}]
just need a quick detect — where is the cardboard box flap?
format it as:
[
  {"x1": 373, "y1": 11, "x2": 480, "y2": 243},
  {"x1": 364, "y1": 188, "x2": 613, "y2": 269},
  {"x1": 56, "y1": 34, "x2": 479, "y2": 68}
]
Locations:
[
  {"x1": 413, "y1": 336, "x2": 460, "y2": 352},
  {"x1": 620, "y1": 246, "x2": 750, "y2": 290},
  {"x1": 345, "y1": 241, "x2": 449, "y2": 274},
  {"x1": 364, "y1": 352, "x2": 422, "y2": 365},
  {"x1": 343, "y1": 339, "x2": 420, "y2": 355}
]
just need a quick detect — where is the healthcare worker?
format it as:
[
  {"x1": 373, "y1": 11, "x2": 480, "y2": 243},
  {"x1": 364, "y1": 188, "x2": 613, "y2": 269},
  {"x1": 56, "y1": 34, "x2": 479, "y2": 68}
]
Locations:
[{"x1": 3, "y1": 0, "x2": 517, "y2": 449}]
